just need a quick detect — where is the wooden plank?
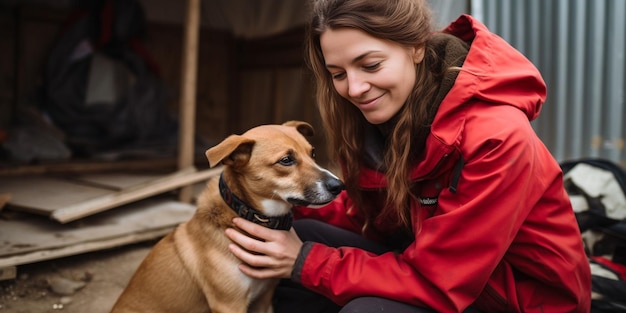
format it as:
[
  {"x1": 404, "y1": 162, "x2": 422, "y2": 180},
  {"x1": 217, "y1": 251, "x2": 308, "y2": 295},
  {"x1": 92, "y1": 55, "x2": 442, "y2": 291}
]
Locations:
[
  {"x1": 0, "y1": 193, "x2": 10, "y2": 211},
  {"x1": 0, "y1": 157, "x2": 195, "y2": 176},
  {"x1": 51, "y1": 167, "x2": 221, "y2": 223},
  {"x1": 0, "y1": 176, "x2": 114, "y2": 216},
  {"x1": 0, "y1": 229, "x2": 172, "y2": 269},
  {"x1": 177, "y1": 0, "x2": 201, "y2": 203},
  {"x1": 72, "y1": 172, "x2": 167, "y2": 191},
  {"x1": 0, "y1": 266, "x2": 16, "y2": 281},
  {"x1": 0, "y1": 198, "x2": 196, "y2": 268}
]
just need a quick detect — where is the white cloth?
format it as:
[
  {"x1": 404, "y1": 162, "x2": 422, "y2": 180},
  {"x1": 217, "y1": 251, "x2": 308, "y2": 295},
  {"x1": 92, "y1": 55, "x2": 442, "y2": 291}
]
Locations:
[{"x1": 564, "y1": 163, "x2": 626, "y2": 220}]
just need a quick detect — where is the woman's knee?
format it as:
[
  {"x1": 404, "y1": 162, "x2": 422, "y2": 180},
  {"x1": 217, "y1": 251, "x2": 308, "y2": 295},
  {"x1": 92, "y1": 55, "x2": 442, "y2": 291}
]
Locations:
[
  {"x1": 339, "y1": 297, "x2": 435, "y2": 313},
  {"x1": 292, "y1": 219, "x2": 331, "y2": 242},
  {"x1": 292, "y1": 219, "x2": 390, "y2": 254}
]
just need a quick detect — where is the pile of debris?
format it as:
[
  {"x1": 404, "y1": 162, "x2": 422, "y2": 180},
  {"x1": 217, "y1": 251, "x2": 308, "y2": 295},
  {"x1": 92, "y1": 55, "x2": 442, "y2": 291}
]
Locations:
[{"x1": 0, "y1": 164, "x2": 221, "y2": 281}]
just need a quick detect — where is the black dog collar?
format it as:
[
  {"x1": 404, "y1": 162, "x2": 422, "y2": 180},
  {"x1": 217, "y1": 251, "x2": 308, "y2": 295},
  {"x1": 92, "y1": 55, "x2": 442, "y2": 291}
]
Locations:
[{"x1": 218, "y1": 173, "x2": 293, "y2": 231}]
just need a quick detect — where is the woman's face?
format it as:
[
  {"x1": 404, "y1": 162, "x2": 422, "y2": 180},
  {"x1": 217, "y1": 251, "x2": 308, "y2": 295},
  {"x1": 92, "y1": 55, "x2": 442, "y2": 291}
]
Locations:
[{"x1": 321, "y1": 27, "x2": 424, "y2": 124}]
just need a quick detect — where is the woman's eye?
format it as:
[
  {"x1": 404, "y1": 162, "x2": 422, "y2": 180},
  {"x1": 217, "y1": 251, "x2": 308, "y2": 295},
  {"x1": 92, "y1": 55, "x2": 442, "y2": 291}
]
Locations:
[
  {"x1": 331, "y1": 72, "x2": 346, "y2": 80},
  {"x1": 363, "y1": 62, "x2": 381, "y2": 71},
  {"x1": 278, "y1": 155, "x2": 296, "y2": 166}
]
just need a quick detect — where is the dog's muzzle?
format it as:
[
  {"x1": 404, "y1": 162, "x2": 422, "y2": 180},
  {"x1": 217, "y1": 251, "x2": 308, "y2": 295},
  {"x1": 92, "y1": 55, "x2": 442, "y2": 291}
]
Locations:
[{"x1": 287, "y1": 175, "x2": 344, "y2": 207}]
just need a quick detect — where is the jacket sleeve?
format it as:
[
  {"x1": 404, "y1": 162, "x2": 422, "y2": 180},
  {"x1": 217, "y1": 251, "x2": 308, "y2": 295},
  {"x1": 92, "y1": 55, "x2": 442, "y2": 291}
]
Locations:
[
  {"x1": 294, "y1": 110, "x2": 558, "y2": 311},
  {"x1": 294, "y1": 190, "x2": 365, "y2": 235}
]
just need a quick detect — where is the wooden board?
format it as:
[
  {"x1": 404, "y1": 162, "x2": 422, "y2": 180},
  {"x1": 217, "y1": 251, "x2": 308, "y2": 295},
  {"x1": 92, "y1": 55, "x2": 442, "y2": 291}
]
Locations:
[
  {"x1": 51, "y1": 167, "x2": 220, "y2": 223},
  {"x1": 0, "y1": 167, "x2": 220, "y2": 222},
  {"x1": 0, "y1": 193, "x2": 10, "y2": 211},
  {"x1": 0, "y1": 176, "x2": 114, "y2": 215},
  {"x1": 0, "y1": 198, "x2": 196, "y2": 268},
  {"x1": 71, "y1": 172, "x2": 167, "y2": 190},
  {"x1": 0, "y1": 266, "x2": 16, "y2": 281}
]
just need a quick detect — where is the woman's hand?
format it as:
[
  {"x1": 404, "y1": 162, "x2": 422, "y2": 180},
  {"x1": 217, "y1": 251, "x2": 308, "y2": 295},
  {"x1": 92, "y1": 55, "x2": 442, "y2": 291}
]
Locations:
[{"x1": 225, "y1": 217, "x2": 303, "y2": 279}]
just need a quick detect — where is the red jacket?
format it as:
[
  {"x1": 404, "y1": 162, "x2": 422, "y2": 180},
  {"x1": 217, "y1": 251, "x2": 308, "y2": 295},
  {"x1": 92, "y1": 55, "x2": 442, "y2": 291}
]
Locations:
[{"x1": 294, "y1": 15, "x2": 591, "y2": 312}]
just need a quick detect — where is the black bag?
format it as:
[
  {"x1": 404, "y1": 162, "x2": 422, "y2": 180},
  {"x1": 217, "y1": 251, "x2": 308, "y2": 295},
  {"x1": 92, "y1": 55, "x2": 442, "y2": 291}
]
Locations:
[
  {"x1": 561, "y1": 158, "x2": 626, "y2": 312},
  {"x1": 42, "y1": 0, "x2": 176, "y2": 156}
]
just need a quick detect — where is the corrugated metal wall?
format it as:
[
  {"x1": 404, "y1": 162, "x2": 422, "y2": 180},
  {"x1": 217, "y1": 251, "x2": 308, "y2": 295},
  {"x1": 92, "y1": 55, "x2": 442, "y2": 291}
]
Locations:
[{"x1": 472, "y1": 0, "x2": 626, "y2": 167}]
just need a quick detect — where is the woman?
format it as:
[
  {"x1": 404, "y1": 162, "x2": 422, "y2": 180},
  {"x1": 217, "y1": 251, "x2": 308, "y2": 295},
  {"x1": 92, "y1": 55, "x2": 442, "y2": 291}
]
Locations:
[{"x1": 225, "y1": 0, "x2": 592, "y2": 312}]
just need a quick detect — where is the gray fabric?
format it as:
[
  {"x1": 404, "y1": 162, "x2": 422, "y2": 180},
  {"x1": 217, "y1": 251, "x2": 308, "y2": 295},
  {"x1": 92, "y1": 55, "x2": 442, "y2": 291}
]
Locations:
[{"x1": 291, "y1": 241, "x2": 315, "y2": 284}]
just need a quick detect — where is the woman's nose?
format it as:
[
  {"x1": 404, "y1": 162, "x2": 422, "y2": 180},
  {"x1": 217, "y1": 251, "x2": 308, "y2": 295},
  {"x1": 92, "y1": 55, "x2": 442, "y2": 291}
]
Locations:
[{"x1": 347, "y1": 72, "x2": 370, "y2": 98}]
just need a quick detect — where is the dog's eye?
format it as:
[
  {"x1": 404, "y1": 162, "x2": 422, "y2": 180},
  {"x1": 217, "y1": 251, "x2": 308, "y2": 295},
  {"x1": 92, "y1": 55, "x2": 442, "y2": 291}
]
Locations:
[
  {"x1": 278, "y1": 155, "x2": 296, "y2": 166},
  {"x1": 311, "y1": 148, "x2": 316, "y2": 159}
]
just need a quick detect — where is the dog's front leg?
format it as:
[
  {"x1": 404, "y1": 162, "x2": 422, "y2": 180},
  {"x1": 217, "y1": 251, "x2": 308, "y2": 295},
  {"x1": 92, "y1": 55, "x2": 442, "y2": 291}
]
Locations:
[
  {"x1": 247, "y1": 280, "x2": 278, "y2": 313},
  {"x1": 208, "y1": 302, "x2": 249, "y2": 313}
]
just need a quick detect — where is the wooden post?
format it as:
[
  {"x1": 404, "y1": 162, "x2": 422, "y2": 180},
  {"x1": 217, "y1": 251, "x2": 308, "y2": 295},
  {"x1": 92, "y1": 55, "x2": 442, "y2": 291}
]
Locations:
[{"x1": 177, "y1": 0, "x2": 201, "y2": 202}]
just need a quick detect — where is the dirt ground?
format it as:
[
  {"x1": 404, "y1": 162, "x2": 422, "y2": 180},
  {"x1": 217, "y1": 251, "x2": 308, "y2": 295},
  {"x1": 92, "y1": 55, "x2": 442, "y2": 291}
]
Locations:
[{"x1": 0, "y1": 240, "x2": 155, "y2": 313}]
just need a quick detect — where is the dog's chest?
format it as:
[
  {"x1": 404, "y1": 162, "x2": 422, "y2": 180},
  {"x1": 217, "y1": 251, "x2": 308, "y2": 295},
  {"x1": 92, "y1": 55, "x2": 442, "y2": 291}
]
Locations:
[
  {"x1": 232, "y1": 266, "x2": 276, "y2": 303},
  {"x1": 249, "y1": 275, "x2": 276, "y2": 303}
]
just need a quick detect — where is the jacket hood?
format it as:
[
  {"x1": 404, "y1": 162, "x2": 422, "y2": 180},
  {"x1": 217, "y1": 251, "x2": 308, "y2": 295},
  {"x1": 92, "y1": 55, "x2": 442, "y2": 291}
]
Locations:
[{"x1": 439, "y1": 15, "x2": 547, "y2": 125}]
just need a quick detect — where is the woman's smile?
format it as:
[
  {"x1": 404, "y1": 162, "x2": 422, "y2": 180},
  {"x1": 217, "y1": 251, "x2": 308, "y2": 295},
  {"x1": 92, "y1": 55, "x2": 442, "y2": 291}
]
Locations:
[{"x1": 355, "y1": 93, "x2": 384, "y2": 110}]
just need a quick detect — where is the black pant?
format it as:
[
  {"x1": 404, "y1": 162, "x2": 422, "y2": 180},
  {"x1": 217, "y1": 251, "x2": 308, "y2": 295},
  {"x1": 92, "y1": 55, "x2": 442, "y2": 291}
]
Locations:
[{"x1": 274, "y1": 219, "x2": 479, "y2": 313}]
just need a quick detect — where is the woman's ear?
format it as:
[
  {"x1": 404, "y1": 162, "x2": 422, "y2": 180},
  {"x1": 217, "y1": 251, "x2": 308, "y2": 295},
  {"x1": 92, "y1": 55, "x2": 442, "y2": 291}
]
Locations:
[{"x1": 412, "y1": 46, "x2": 425, "y2": 64}]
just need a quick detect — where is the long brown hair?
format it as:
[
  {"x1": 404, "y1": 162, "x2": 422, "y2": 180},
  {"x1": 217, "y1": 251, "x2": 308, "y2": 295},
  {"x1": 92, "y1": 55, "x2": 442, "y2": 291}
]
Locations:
[{"x1": 306, "y1": 0, "x2": 447, "y2": 230}]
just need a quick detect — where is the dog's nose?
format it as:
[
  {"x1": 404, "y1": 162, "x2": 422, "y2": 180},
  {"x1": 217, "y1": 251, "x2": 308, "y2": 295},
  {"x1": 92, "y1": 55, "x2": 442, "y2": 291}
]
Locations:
[{"x1": 325, "y1": 177, "x2": 345, "y2": 196}]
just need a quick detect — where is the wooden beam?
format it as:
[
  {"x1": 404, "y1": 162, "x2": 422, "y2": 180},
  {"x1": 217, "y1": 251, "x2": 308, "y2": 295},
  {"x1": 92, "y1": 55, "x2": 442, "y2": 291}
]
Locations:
[
  {"x1": 0, "y1": 266, "x2": 16, "y2": 281},
  {"x1": 0, "y1": 158, "x2": 200, "y2": 176},
  {"x1": 177, "y1": 0, "x2": 201, "y2": 203},
  {"x1": 0, "y1": 199, "x2": 197, "y2": 268},
  {"x1": 0, "y1": 193, "x2": 10, "y2": 211},
  {"x1": 0, "y1": 229, "x2": 170, "y2": 269},
  {"x1": 50, "y1": 167, "x2": 221, "y2": 223}
]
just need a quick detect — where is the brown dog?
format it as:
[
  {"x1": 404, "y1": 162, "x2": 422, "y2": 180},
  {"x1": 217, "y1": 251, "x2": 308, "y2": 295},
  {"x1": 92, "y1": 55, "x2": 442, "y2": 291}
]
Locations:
[{"x1": 110, "y1": 121, "x2": 344, "y2": 313}]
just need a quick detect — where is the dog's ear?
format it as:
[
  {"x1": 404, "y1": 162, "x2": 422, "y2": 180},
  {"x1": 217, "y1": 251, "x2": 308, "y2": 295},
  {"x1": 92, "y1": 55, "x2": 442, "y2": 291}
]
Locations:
[
  {"x1": 205, "y1": 135, "x2": 256, "y2": 168},
  {"x1": 283, "y1": 120, "x2": 314, "y2": 137}
]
